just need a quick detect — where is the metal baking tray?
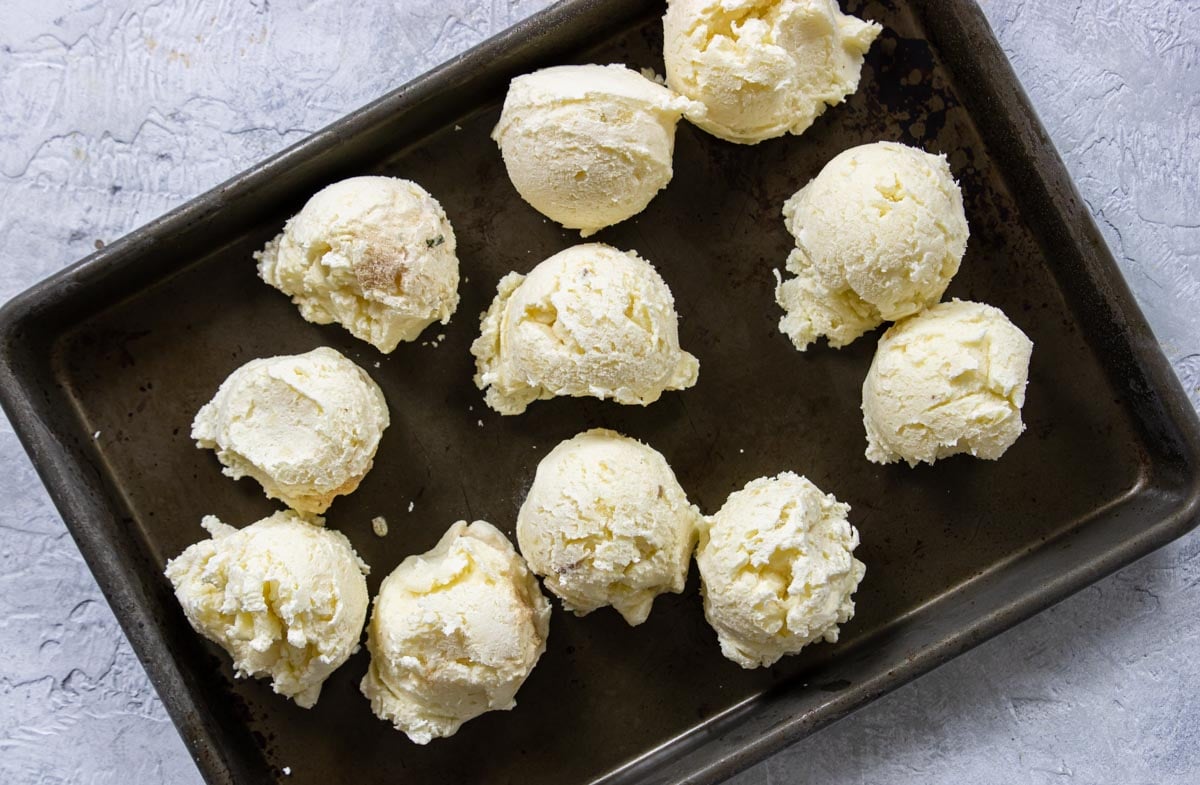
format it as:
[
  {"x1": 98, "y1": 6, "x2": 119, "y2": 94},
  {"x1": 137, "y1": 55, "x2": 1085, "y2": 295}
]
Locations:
[{"x1": 2, "y1": 0, "x2": 1198, "y2": 783}]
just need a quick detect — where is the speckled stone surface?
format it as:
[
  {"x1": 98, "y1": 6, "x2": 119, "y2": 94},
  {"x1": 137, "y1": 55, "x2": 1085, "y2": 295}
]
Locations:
[{"x1": 1, "y1": 1, "x2": 1197, "y2": 783}]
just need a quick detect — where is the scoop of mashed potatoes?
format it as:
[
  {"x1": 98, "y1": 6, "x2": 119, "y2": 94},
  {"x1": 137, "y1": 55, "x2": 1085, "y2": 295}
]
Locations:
[
  {"x1": 192, "y1": 347, "x2": 389, "y2": 514},
  {"x1": 256, "y1": 176, "x2": 459, "y2": 352},
  {"x1": 862, "y1": 300, "x2": 1033, "y2": 466},
  {"x1": 493, "y1": 64, "x2": 703, "y2": 236},
  {"x1": 776, "y1": 141, "x2": 969, "y2": 350},
  {"x1": 663, "y1": 0, "x2": 880, "y2": 144},
  {"x1": 697, "y1": 472, "x2": 864, "y2": 668},
  {"x1": 471, "y1": 243, "x2": 699, "y2": 415},
  {"x1": 517, "y1": 429, "x2": 701, "y2": 625},
  {"x1": 360, "y1": 521, "x2": 550, "y2": 744},
  {"x1": 164, "y1": 510, "x2": 369, "y2": 708}
]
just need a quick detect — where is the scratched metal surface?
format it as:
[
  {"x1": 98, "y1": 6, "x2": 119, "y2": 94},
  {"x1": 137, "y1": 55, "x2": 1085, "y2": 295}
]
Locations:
[{"x1": 0, "y1": 1, "x2": 1197, "y2": 784}]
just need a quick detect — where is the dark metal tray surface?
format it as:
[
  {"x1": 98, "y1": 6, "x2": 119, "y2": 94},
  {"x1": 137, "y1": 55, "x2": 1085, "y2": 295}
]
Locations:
[{"x1": 2, "y1": 1, "x2": 1198, "y2": 784}]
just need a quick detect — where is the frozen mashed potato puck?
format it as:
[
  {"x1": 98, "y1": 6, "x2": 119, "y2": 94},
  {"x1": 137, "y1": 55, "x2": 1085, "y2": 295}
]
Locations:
[
  {"x1": 663, "y1": 0, "x2": 881, "y2": 144},
  {"x1": 697, "y1": 472, "x2": 864, "y2": 669},
  {"x1": 517, "y1": 428, "x2": 701, "y2": 625},
  {"x1": 256, "y1": 176, "x2": 460, "y2": 352},
  {"x1": 192, "y1": 346, "x2": 389, "y2": 514},
  {"x1": 776, "y1": 141, "x2": 969, "y2": 350},
  {"x1": 777, "y1": 141, "x2": 964, "y2": 350},
  {"x1": 493, "y1": 64, "x2": 703, "y2": 236},
  {"x1": 862, "y1": 299, "x2": 1033, "y2": 466},
  {"x1": 471, "y1": 243, "x2": 699, "y2": 415},
  {"x1": 164, "y1": 510, "x2": 370, "y2": 708},
  {"x1": 361, "y1": 521, "x2": 551, "y2": 744}
]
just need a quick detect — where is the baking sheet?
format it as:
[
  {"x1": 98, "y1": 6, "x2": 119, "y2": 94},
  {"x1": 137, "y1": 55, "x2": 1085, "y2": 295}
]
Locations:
[{"x1": 1, "y1": 1, "x2": 1198, "y2": 784}]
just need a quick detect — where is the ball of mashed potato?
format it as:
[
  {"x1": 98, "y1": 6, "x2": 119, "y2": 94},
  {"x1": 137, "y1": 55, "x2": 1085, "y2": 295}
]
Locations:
[
  {"x1": 493, "y1": 64, "x2": 703, "y2": 236},
  {"x1": 663, "y1": 0, "x2": 881, "y2": 144},
  {"x1": 776, "y1": 141, "x2": 970, "y2": 350},
  {"x1": 697, "y1": 472, "x2": 864, "y2": 669},
  {"x1": 360, "y1": 521, "x2": 550, "y2": 744},
  {"x1": 256, "y1": 176, "x2": 460, "y2": 352},
  {"x1": 192, "y1": 346, "x2": 389, "y2": 514},
  {"x1": 471, "y1": 243, "x2": 699, "y2": 415},
  {"x1": 517, "y1": 429, "x2": 701, "y2": 626},
  {"x1": 164, "y1": 510, "x2": 369, "y2": 708},
  {"x1": 862, "y1": 300, "x2": 1033, "y2": 466}
]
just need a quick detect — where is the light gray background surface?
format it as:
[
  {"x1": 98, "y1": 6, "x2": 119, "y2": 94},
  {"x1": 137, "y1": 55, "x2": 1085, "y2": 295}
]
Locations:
[{"x1": 1, "y1": 1, "x2": 1197, "y2": 783}]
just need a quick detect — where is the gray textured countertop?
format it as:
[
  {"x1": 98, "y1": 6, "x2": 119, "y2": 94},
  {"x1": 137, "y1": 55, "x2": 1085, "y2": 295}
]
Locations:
[{"x1": 1, "y1": 1, "x2": 1197, "y2": 783}]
